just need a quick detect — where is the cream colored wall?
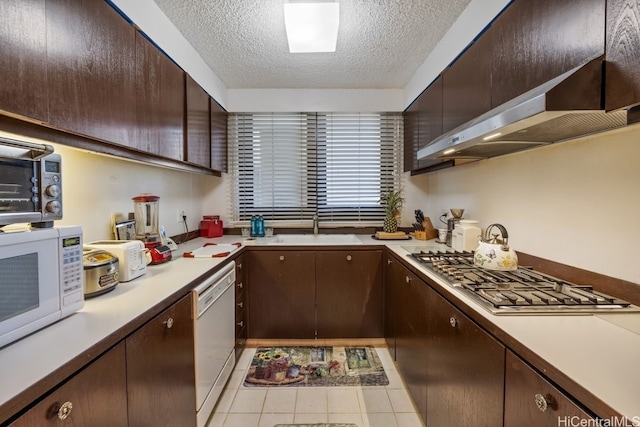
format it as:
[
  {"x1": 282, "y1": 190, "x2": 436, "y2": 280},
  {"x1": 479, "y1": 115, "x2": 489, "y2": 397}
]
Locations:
[
  {"x1": 401, "y1": 125, "x2": 640, "y2": 284},
  {"x1": 49, "y1": 144, "x2": 219, "y2": 243}
]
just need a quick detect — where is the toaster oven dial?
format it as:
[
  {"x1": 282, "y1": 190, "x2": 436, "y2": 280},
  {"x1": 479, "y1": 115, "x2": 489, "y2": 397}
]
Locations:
[
  {"x1": 46, "y1": 200, "x2": 61, "y2": 214},
  {"x1": 46, "y1": 184, "x2": 61, "y2": 198}
]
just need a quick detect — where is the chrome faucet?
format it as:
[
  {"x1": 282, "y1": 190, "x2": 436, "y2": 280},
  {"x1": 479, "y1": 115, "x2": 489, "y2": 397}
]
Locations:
[{"x1": 313, "y1": 215, "x2": 319, "y2": 235}]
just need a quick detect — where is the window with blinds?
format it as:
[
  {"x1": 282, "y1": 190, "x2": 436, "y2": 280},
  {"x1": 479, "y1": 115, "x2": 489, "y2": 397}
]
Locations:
[{"x1": 228, "y1": 112, "x2": 403, "y2": 226}]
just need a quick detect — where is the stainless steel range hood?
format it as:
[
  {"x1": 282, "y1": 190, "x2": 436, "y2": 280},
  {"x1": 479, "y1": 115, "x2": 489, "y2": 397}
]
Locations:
[{"x1": 417, "y1": 57, "x2": 627, "y2": 161}]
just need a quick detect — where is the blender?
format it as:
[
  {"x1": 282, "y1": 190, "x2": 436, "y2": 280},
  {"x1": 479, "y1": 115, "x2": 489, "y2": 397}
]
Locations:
[{"x1": 132, "y1": 194, "x2": 172, "y2": 264}]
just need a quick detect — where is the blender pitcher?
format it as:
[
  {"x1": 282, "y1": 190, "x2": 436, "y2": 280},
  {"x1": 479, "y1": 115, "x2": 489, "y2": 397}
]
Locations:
[{"x1": 132, "y1": 194, "x2": 160, "y2": 246}]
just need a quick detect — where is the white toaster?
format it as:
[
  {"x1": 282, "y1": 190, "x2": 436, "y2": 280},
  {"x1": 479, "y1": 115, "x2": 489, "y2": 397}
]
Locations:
[{"x1": 84, "y1": 240, "x2": 147, "y2": 282}]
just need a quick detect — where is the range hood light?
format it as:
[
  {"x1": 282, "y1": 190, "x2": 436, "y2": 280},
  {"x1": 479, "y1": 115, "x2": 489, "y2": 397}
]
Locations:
[
  {"x1": 443, "y1": 148, "x2": 456, "y2": 155},
  {"x1": 284, "y1": 2, "x2": 339, "y2": 53},
  {"x1": 482, "y1": 132, "x2": 502, "y2": 141}
]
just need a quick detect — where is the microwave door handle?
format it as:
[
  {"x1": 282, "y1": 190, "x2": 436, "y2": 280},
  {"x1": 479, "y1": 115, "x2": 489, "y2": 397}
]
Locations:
[{"x1": 0, "y1": 136, "x2": 54, "y2": 160}]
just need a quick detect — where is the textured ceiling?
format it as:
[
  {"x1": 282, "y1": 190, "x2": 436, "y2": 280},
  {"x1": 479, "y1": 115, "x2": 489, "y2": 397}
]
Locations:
[{"x1": 150, "y1": 0, "x2": 472, "y2": 89}]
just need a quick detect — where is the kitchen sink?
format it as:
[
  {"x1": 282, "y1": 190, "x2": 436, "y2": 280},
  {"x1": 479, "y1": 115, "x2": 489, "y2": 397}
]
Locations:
[{"x1": 267, "y1": 234, "x2": 363, "y2": 245}]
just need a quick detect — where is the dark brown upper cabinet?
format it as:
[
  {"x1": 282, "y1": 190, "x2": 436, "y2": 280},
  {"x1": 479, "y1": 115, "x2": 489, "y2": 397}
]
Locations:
[
  {"x1": 135, "y1": 31, "x2": 185, "y2": 160},
  {"x1": 442, "y1": 27, "x2": 493, "y2": 134},
  {"x1": 185, "y1": 75, "x2": 211, "y2": 168},
  {"x1": 0, "y1": 0, "x2": 48, "y2": 123},
  {"x1": 46, "y1": 0, "x2": 137, "y2": 146},
  {"x1": 403, "y1": 76, "x2": 443, "y2": 173},
  {"x1": 210, "y1": 98, "x2": 228, "y2": 173},
  {"x1": 491, "y1": 0, "x2": 605, "y2": 108},
  {"x1": 605, "y1": 0, "x2": 640, "y2": 111}
]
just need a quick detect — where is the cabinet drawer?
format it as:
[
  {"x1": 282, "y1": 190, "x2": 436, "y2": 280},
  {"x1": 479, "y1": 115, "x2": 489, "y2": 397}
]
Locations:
[
  {"x1": 504, "y1": 350, "x2": 594, "y2": 426},
  {"x1": 9, "y1": 344, "x2": 127, "y2": 427}
]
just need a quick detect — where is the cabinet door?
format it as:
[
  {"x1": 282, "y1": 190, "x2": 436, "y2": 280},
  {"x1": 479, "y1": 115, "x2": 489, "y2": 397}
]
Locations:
[
  {"x1": 403, "y1": 76, "x2": 444, "y2": 172},
  {"x1": 316, "y1": 250, "x2": 383, "y2": 338},
  {"x1": 426, "y1": 286, "x2": 505, "y2": 427},
  {"x1": 46, "y1": 0, "x2": 136, "y2": 145},
  {"x1": 383, "y1": 254, "x2": 401, "y2": 355},
  {"x1": 185, "y1": 75, "x2": 211, "y2": 168},
  {"x1": 442, "y1": 28, "x2": 492, "y2": 134},
  {"x1": 235, "y1": 254, "x2": 247, "y2": 357},
  {"x1": 0, "y1": 0, "x2": 48, "y2": 122},
  {"x1": 135, "y1": 31, "x2": 185, "y2": 159},
  {"x1": 491, "y1": 0, "x2": 605, "y2": 108},
  {"x1": 606, "y1": 0, "x2": 640, "y2": 111},
  {"x1": 504, "y1": 350, "x2": 594, "y2": 426},
  {"x1": 394, "y1": 266, "x2": 429, "y2": 423},
  {"x1": 210, "y1": 98, "x2": 228, "y2": 172},
  {"x1": 247, "y1": 250, "x2": 316, "y2": 339},
  {"x1": 126, "y1": 294, "x2": 196, "y2": 427},
  {"x1": 10, "y1": 343, "x2": 127, "y2": 427}
]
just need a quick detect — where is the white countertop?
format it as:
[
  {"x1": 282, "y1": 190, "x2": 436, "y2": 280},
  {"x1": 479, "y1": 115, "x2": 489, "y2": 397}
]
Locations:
[
  {"x1": 1, "y1": 234, "x2": 638, "y2": 421},
  {"x1": 385, "y1": 245, "x2": 640, "y2": 421}
]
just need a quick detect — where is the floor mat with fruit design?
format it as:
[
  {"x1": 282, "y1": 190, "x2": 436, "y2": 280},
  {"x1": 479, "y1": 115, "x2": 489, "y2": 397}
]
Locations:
[{"x1": 243, "y1": 346, "x2": 388, "y2": 387}]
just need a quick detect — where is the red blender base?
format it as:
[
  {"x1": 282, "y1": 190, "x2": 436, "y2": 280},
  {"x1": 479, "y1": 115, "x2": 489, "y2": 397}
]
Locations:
[{"x1": 145, "y1": 241, "x2": 172, "y2": 264}]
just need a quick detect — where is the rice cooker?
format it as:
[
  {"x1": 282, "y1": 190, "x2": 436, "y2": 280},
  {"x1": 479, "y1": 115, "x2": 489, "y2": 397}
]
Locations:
[
  {"x1": 84, "y1": 240, "x2": 147, "y2": 281},
  {"x1": 83, "y1": 248, "x2": 119, "y2": 298}
]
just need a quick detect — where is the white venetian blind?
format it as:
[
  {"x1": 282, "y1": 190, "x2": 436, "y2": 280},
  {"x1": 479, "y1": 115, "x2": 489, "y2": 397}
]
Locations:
[
  {"x1": 316, "y1": 113, "x2": 403, "y2": 224},
  {"x1": 229, "y1": 112, "x2": 402, "y2": 226}
]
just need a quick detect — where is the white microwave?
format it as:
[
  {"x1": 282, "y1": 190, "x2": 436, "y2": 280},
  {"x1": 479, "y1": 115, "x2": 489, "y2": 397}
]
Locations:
[{"x1": 0, "y1": 226, "x2": 84, "y2": 348}]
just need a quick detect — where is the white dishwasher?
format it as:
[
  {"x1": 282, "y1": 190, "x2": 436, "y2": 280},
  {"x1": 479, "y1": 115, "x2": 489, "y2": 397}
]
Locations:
[{"x1": 193, "y1": 261, "x2": 236, "y2": 427}]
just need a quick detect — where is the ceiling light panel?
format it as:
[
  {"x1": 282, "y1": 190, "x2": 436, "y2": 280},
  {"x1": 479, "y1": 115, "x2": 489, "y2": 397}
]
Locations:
[{"x1": 284, "y1": 2, "x2": 339, "y2": 53}]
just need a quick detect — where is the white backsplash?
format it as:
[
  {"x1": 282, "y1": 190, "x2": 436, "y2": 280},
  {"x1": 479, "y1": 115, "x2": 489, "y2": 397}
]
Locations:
[
  {"x1": 51, "y1": 144, "x2": 217, "y2": 243},
  {"x1": 403, "y1": 124, "x2": 640, "y2": 285},
  {"x1": 40, "y1": 123, "x2": 640, "y2": 286}
]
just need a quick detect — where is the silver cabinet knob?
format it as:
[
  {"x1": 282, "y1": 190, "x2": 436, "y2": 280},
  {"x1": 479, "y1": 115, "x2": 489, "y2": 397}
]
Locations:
[
  {"x1": 405, "y1": 276, "x2": 410, "y2": 283},
  {"x1": 279, "y1": 255, "x2": 285, "y2": 261},
  {"x1": 534, "y1": 394, "x2": 549, "y2": 412},
  {"x1": 237, "y1": 320, "x2": 244, "y2": 327},
  {"x1": 449, "y1": 317, "x2": 457, "y2": 328},
  {"x1": 163, "y1": 317, "x2": 174, "y2": 329},
  {"x1": 237, "y1": 263, "x2": 242, "y2": 269},
  {"x1": 387, "y1": 259, "x2": 392, "y2": 265},
  {"x1": 237, "y1": 282, "x2": 243, "y2": 289},
  {"x1": 57, "y1": 401, "x2": 73, "y2": 420},
  {"x1": 237, "y1": 301, "x2": 244, "y2": 308},
  {"x1": 346, "y1": 255, "x2": 352, "y2": 261}
]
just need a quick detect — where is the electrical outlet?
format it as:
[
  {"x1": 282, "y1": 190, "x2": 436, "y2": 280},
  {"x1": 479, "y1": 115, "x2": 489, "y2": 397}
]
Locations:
[{"x1": 177, "y1": 208, "x2": 186, "y2": 223}]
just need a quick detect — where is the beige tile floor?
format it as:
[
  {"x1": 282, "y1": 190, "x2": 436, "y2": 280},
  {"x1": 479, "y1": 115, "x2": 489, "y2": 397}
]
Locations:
[{"x1": 206, "y1": 346, "x2": 424, "y2": 427}]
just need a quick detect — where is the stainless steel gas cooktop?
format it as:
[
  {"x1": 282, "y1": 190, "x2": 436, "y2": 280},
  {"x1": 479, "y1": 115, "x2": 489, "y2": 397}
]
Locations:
[{"x1": 408, "y1": 250, "x2": 640, "y2": 315}]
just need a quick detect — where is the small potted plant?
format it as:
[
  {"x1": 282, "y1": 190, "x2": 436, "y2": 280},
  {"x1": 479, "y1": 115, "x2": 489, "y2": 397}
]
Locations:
[{"x1": 379, "y1": 188, "x2": 404, "y2": 233}]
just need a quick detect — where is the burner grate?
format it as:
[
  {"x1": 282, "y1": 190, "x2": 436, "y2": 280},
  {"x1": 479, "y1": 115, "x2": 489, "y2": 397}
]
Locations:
[{"x1": 407, "y1": 250, "x2": 635, "y2": 315}]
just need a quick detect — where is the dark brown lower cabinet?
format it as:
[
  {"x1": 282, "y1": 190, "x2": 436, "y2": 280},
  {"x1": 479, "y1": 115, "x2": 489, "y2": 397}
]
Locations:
[
  {"x1": 247, "y1": 250, "x2": 316, "y2": 339},
  {"x1": 426, "y1": 285, "x2": 505, "y2": 426},
  {"x1": 504, "y1": 350, "x2": 594, "y2": 426},
  {"x1": 126, "y1": 294, "x2": 196, "y2": 427},
  {"x1": 316, "y1": 250, "x2": 383, "y2": 338},
  {"x1": 235, "y1": 254, "x2": 247, "y2": 357},
  {"x1": 383, "y1": 254, "x2": 399, "y2": 355},
  {"x1": 9, "y1": 343, "x2": 127, "y2": 427},
  {"x1": 394, "y1": 265, "x2": 429, "y2": 422}
]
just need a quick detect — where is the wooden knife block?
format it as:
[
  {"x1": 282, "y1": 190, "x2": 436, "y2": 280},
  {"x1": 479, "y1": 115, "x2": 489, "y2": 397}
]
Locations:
[{"x1": 415, "y1": 217, "x2": 438, "y2": 240}]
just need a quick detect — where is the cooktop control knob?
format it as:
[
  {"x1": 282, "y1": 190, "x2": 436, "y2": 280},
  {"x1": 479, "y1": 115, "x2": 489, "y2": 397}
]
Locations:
[
  {"x1": 46, "y1": 184, "x2": 61, "y2": 198},
  {"x1": 46, "y1": 200, "x2": 61, "y2": 214}
]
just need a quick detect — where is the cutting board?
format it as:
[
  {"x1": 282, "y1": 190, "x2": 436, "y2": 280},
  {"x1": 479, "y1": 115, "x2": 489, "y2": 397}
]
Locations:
[
  {"x1": 374, "y1": 231, "x2": 411, "y2": 240},
  {"x1": 183, "y1": 243, "x2": 241, "y2": 258}
]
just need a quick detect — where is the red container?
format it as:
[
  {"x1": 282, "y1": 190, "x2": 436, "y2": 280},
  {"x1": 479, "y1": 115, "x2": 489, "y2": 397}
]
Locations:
[{"x1": 200, "y1": 215, "x2": 223, "y2": 238}]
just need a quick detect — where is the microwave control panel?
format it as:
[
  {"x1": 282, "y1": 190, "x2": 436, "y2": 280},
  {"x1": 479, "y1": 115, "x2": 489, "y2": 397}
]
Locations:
[{"x1": 58, "y1": 227, "x2": 84, "y2": 312}]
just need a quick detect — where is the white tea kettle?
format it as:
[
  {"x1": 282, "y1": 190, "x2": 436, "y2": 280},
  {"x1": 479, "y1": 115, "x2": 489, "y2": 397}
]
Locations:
[{"x1": 473, "y1": 223, "x2": 518, "y2": 271}]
